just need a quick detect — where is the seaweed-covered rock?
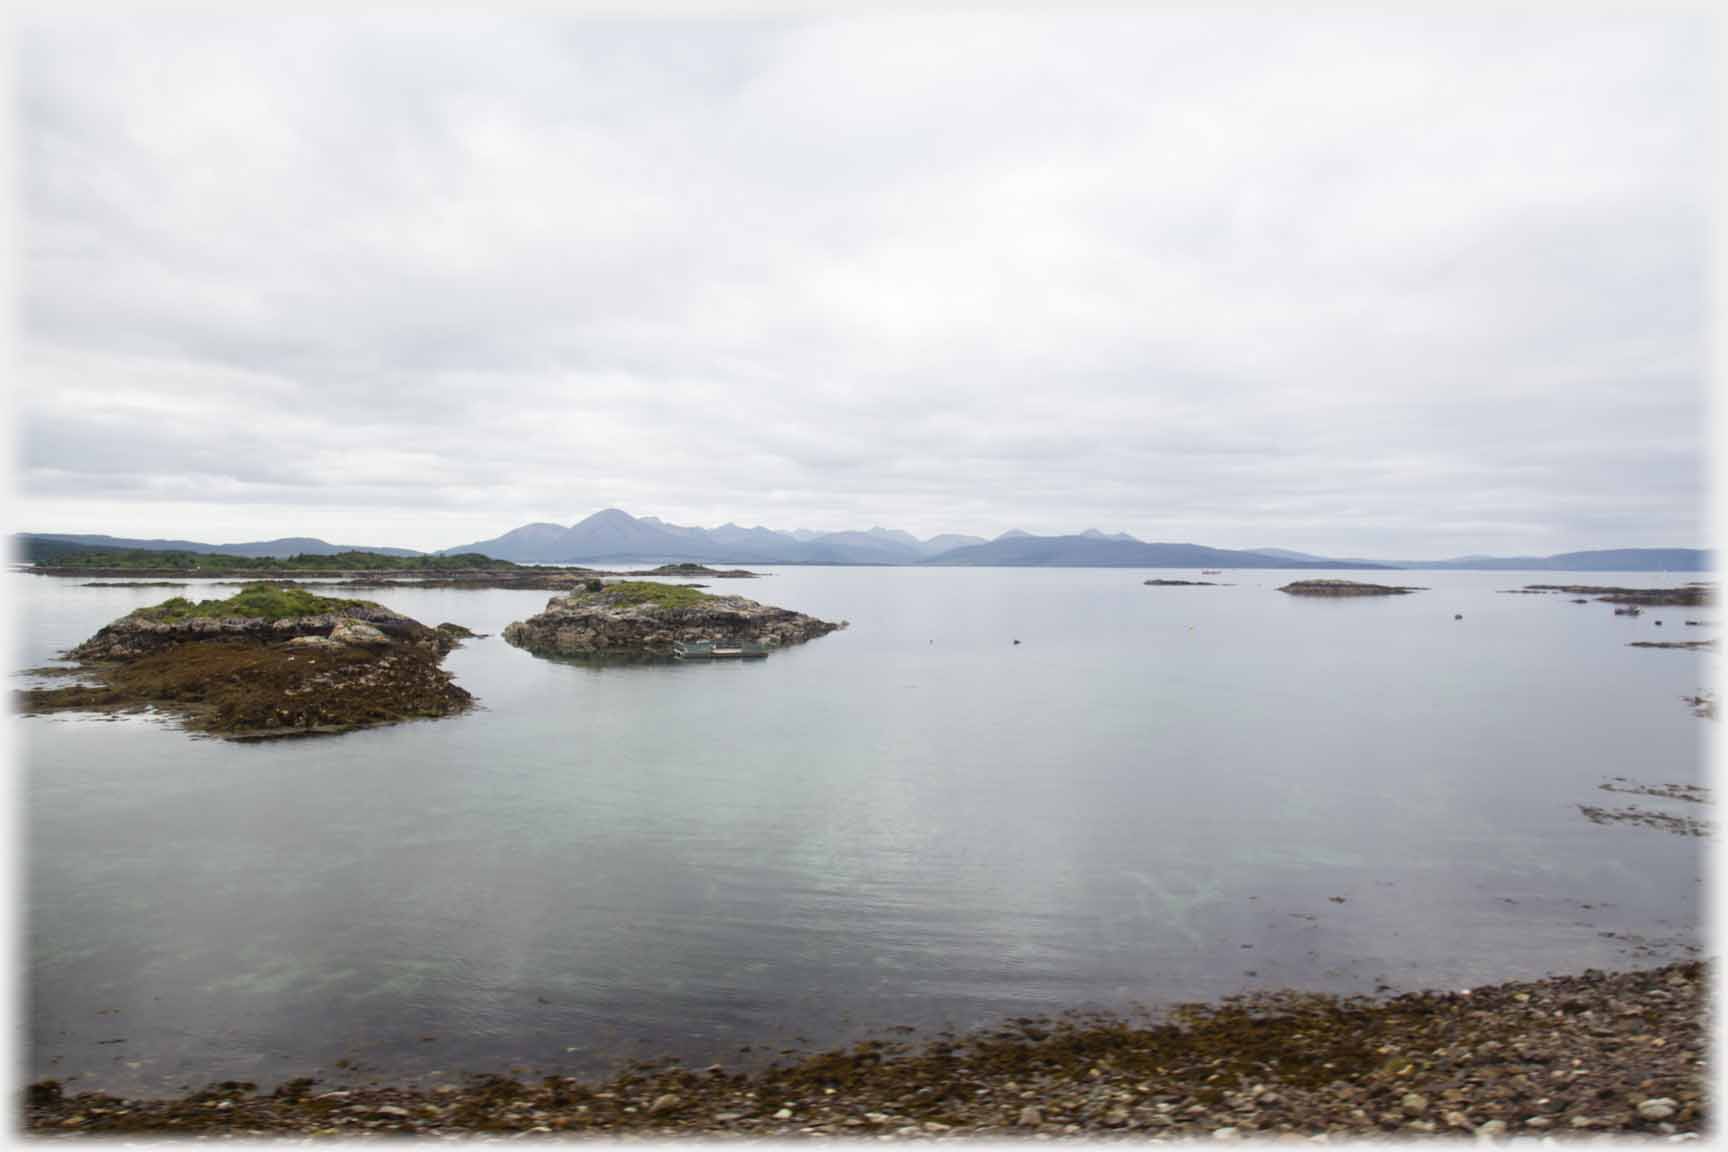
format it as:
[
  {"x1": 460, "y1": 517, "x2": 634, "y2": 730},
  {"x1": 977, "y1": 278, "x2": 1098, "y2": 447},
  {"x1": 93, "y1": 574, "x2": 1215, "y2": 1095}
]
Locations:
[
  {"x1": 20, "y1": 583, "x2": 474, "y2": 739},
  {"x1": 502, "y1": 581, "x2": 844, "y2": 659}
]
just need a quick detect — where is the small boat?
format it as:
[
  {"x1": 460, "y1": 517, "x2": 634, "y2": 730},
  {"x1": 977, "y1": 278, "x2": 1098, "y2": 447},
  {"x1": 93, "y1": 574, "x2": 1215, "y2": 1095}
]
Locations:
[
  {"x1": 1201, "y1": 569, "x2": 1222, "y2": 575},
  {"x1": 674, "y1": 638, "x2": 767, "y2": 660}
]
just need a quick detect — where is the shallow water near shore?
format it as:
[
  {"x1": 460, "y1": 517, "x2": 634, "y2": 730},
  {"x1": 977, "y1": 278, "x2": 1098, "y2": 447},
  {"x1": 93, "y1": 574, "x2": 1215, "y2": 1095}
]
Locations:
[{"x1": 16, "y1": 567, "x2": 1711, "y2": 1096}]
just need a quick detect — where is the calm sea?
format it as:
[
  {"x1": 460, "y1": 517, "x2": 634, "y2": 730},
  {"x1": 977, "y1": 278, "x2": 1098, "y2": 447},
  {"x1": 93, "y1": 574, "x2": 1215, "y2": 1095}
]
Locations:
[{"x1": 16, "y1": 566, "x2": 1711, "y2": 1096}]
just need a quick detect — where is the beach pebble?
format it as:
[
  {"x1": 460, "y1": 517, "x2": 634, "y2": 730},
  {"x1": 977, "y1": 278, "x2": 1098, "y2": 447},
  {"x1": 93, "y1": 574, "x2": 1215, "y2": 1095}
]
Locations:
[
  {"x1": 1401, "y1": 1093, "x2": 1428, "y2": 1117},
  {"x1": 1639, "y1": 1099, "x2": 1678, "y2": 1122},
  {"x1": 1017, "y1": 1106, "x2": 1044, "y2": 1127}
]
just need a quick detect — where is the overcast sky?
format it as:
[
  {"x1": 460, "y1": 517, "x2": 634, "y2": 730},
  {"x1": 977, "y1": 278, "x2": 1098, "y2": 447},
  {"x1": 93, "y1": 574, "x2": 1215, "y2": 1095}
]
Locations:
[{"x1": 14, "y1": 10, "x2": 1711, "y2": 557}]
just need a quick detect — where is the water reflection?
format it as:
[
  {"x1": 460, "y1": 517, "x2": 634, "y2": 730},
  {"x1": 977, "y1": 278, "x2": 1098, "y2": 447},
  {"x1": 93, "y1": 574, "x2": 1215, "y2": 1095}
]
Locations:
[{"x1": 18, "y1": 568, "x2": 1709, "y2": 1096}]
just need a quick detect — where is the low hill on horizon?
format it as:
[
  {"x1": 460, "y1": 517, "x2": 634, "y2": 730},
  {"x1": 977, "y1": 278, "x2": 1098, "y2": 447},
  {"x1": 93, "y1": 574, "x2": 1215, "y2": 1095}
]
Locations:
[
  {"x1": 13, "y1": 537, "x2": 505, "y2": 572},
  {"x1": 1396, "y1": 547, "x2": 1712, "y2": 572},
  {"x1": 1251, "y1": 545, "x2": 1711, "y2": 572},
  {"x1": 921, "y1": 536, "x2": 1380, "y2": 569},
  {"x1": 19, "y1": 532, "x2": 423, "y2": 559}
]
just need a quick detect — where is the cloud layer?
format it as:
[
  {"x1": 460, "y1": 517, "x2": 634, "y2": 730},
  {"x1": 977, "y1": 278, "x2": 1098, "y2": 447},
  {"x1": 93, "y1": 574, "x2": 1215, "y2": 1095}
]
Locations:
[{"x1": 17, "y1": 10, "x2": 1710, "y2": 555}]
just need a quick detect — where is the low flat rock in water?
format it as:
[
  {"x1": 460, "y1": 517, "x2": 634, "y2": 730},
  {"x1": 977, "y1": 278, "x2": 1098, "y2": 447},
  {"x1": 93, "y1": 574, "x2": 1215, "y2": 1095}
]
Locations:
[
  {"x1": 1599, "y1": 778, "x2": 1708, "y2": 804},
  {"x1": 1144, "y1": 579, "x2": 1217, "y2": 586},
  {"x1": 1277, "y1": 579, "x2": 1425, "y2": 597},
  {"x1": 1524, "y1": 584, "x2": 1711, "y2": 606},
  {"x1": 639, "y1": 563, "x2": 761, "y2": 579},
  {"x1": 17, "y1": 584, "x2": 474, "y2": 739},
  {"x1": 320, "y1": 565, "x2": 758, "y2": 592},
  {"x1": 1578, "y1": 804, "x2": 1708, "y2": 837},
  {"x1": 289, "y1": 571, "x2": 603, "y2": 592},
  {"x1": 80, "y1": 581, "x2": 191, "y2": 587},
  {"x1": 502, "y1": 581, "x2": 844, "y2": 659}
]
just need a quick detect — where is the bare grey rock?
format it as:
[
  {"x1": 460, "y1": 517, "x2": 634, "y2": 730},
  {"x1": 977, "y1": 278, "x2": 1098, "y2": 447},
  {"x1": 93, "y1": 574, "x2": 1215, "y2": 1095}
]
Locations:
[
  {"x1": 66, "y1": 602, "x2": 435, "y2": 662},
  {"x1": 285, "y1": 635, "x2": 345, "y2": 650},
  {"x1": 502, "y1": 585, "x2": 844, "y2": 659},
  {"x1": 329, "y1": 619, "x2": 390, "y2": 647}
]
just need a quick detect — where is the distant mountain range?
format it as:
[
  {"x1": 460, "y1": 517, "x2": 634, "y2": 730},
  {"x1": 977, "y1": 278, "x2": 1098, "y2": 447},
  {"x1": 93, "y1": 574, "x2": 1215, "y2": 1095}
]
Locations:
[
  {"x1": 438, "y1": 510, "x2": 1710, "y2": 569},
  {"x1": 440, "y1": 509, "x2": 993, "y2": 565},
  {"x1": 15, "y1": 515, "x2": 1712, "y2": 571}
]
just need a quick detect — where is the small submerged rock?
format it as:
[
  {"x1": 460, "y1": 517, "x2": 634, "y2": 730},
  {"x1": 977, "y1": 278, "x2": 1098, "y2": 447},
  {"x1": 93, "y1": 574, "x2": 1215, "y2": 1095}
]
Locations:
[{"x1": 435, "y1": 622, "x2": 487, "y2": 642}]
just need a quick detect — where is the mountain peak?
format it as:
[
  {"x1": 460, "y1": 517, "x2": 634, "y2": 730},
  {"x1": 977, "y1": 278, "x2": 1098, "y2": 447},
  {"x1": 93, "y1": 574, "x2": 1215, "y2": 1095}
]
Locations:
[
  {"x1": 867, "y1": 526, "x2": 922, "y2": 546},
  {"x1": 584, "y1": 508, "x2": 637, "y2": 523}
]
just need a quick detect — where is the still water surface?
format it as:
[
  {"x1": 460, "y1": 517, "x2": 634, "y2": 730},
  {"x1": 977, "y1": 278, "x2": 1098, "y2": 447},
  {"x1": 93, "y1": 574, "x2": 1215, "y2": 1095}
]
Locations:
[{"x1": 18, "y1": 567, "x2": 1711, "y2": 1094}]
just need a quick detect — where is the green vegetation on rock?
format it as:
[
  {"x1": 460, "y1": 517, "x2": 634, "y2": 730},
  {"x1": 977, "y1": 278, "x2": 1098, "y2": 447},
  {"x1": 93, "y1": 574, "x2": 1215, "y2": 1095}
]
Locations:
[
  {"x1": 137, "y1": 583, "x2": 372, "y2": 622},
  {"x1": 590, "y1": 581, "x2": 713, "y2": 609}
]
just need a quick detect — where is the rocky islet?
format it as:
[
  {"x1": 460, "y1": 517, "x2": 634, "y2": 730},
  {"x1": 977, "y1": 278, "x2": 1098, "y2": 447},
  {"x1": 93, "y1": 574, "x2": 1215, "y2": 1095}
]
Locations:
[
  {"x1": 501, "y1": 581, "x2": 845, "y2": 659},
  {"x1": 18, "y1": 583, "x2": 474, "y2": 739}
]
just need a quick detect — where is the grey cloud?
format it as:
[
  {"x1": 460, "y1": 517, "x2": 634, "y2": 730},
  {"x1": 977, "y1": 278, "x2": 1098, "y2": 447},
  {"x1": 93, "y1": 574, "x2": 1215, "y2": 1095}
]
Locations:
[{"x1": 15, "y1": 10, "x2": 1709, "y2": 555}]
